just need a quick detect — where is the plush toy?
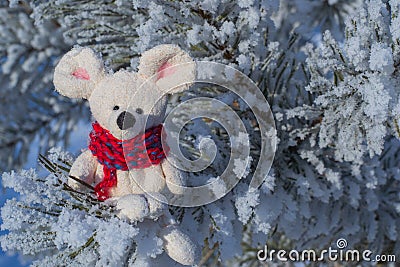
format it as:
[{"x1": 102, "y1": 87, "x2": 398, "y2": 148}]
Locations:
[{"x1": 53, "y1": 45, "x2": 199, "y2": 266}]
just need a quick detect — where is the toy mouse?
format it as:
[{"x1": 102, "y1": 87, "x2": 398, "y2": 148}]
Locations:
[{"x1": 53, "y1": 44, "x2": 199, "y2": 266}]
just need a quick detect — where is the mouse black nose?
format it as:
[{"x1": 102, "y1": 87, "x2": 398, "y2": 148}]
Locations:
[{"x1": 117, "y1": 111, "x2": 136, "y2": 130}]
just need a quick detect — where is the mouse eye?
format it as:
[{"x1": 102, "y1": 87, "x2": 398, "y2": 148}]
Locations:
[
  {"x1": 136, "y1": 108, "x2": 143, "y2": 114},
  {"x1": 113, "y1": 106, "x2": 120, "y2": 111}
]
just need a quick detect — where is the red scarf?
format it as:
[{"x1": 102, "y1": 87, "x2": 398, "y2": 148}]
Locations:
[{"x1": 88, "y1": 122, "x2": 167, "y2": 201}]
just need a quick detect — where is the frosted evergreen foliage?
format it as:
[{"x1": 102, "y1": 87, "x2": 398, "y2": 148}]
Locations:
[
  {"x1": 0, "y1": 155, "x2": 179, "y2": 266},
  {"x1": 294, "y1": 0, "x2": 400, "y2": 165},
  {"x1": 273, "y1": 0, "x2": 363, "y2": 41},
  {"x1": 1, "y1": 0, "x2": 400, "y2": 266},
  {"x1": 0, "y1": 3, "x2": 88, "y2": 171},
  {"x1": 31, "y1": 0, "x2": 278, "y2": 79}
]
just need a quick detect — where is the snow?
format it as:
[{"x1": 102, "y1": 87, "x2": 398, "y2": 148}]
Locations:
[
  {"x1": 235, "y1": 188, "x2": 260, "y2": 224},
  {"x1": 369, "y1": 43, "x2": 394, "y2": 74}
]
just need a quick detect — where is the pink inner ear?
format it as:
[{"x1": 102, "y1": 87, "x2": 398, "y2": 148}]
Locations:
[
  {"x1": 157, "y1": 61, "x2": 175, "y2": 80},
  {"x1": 72, "y1": 68, "x2": 90, "y2": 80}
]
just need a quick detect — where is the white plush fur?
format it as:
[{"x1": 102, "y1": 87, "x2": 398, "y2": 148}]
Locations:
[
  {"x1": 116, "y1": 194, "x2": 150, "y2": 222},
  {"x1": 69, "y1": 149, "x2": 98, "y2": 189},
  {"x1": 138, "y1": 44, "x2": 196, "y2": 94},
  {"x1": 160, "y1": 225, "x2": 199, "y2": 266},
  {"x1": 54, "y1": 45, "x2": 199, "y2": 266},
  {"x1": 89, "y1": 71, "x2": 168, "y2": 139},
  {"x1": 161, "y1": 159, "x2": 187, "y2": 196},
  {"x1": 54, "y1": 47, "x2": 105, "y2": 99}
]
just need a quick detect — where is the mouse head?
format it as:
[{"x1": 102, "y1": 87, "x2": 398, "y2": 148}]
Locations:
[{"x1": 53, "y1": 45, "x2": 195, "y2": 139}]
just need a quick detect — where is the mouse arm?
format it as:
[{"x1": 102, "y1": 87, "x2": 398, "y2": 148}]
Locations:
[
  {"x1": 161, "y1": 159, "x2": 187, "y2": 196},
  {"x1": 69, "y1": 150, "x2": 98, "y2": 191}
]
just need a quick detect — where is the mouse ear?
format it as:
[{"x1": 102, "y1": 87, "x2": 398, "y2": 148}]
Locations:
[
  {"x1": 138, "y1": 44, "x2": 195, "y2": 95},
  {"x1": 54, "y1": 47, "x2": 106, "y2": 99}
]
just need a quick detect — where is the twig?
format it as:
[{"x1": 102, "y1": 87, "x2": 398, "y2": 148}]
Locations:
[{"x1": 198, "y1": 242, "x2": 219, "y2": 267}]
